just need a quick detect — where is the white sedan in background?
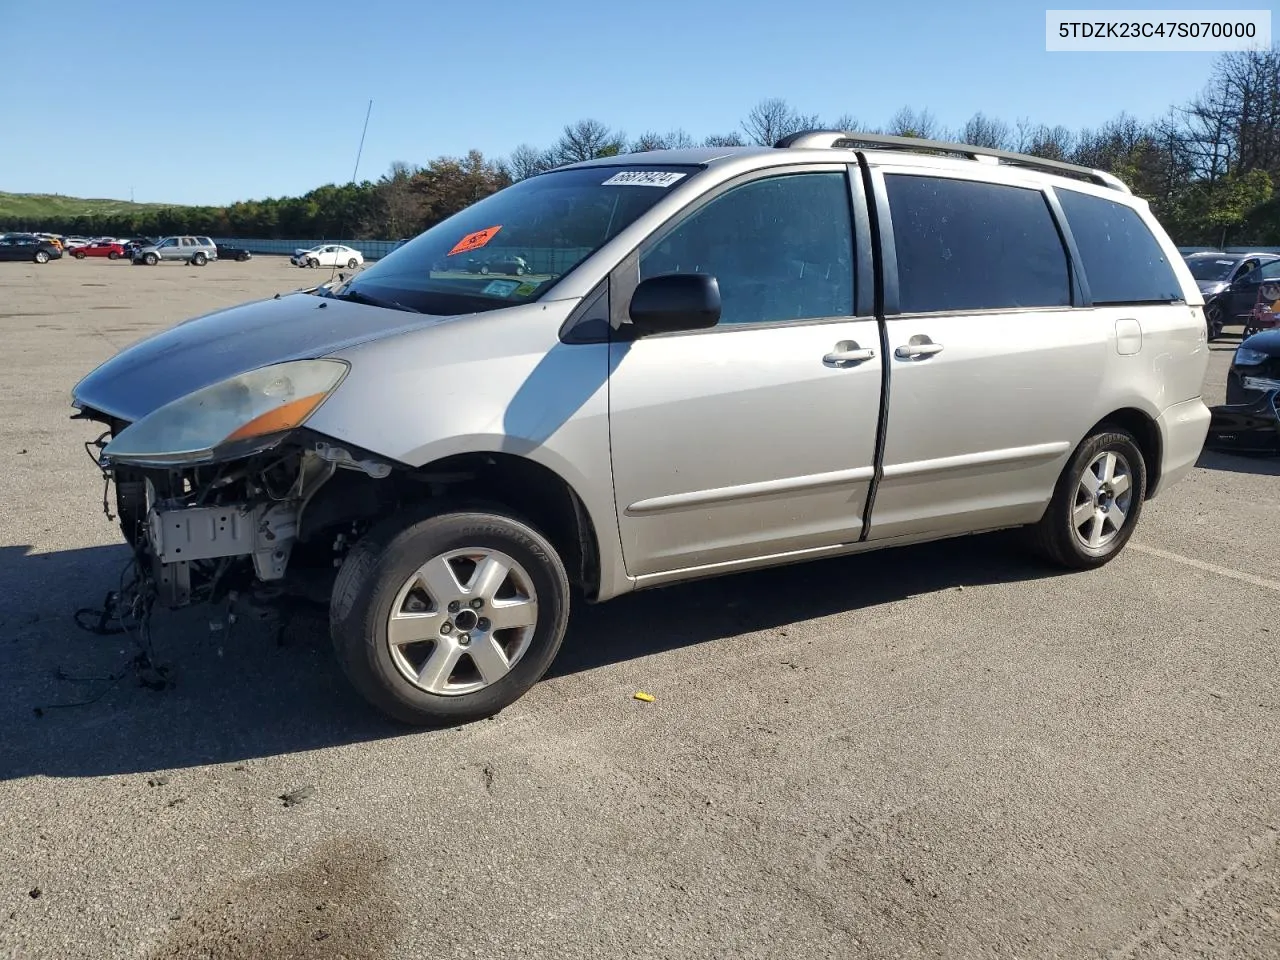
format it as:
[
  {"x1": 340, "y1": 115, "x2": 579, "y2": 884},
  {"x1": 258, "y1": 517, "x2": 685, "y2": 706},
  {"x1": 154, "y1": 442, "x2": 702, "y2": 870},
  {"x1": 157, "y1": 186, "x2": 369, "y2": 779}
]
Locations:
[{"x1": 291, "y1": 244, "x2": 364, "y2": 269}]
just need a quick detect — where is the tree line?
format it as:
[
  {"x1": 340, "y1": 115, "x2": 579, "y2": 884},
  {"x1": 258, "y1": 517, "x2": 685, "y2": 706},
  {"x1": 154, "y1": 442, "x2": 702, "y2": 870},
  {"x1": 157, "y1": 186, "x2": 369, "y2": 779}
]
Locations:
[{"x1": 8, "y1": 47, "x2": 1279, "y2": 247}]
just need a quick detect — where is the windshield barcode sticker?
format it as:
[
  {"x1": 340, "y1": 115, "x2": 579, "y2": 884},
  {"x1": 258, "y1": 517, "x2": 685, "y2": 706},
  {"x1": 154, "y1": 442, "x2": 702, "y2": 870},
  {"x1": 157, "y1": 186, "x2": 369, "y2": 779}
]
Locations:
[{"x1": 601, "y1": 171, "x2": 687, "y2": 187}]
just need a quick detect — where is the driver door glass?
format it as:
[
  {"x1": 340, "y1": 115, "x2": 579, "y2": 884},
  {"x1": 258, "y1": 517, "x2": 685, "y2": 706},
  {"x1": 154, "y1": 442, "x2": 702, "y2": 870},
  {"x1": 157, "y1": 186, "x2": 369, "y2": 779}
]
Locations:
[{"x1": 639, "y1": 172, "x2": 854, "y2": 325}]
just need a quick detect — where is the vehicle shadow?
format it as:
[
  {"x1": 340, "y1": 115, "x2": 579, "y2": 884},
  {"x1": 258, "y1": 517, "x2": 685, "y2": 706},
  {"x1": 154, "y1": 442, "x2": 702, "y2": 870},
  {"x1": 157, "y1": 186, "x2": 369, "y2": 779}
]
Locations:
[
  {"x1": 0, "y1": 531, "x2": 1061, "y2": 781},
  {"x1": 1195, "y1": 447, "x2": 1280, "y2": 476}
]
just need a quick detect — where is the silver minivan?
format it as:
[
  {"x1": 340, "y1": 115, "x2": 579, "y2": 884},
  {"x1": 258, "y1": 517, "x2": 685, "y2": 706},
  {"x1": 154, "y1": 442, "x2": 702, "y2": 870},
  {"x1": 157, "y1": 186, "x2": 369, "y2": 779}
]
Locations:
[{"x1": 72, "y1": 133, "x2": 1211, "y2": 725}]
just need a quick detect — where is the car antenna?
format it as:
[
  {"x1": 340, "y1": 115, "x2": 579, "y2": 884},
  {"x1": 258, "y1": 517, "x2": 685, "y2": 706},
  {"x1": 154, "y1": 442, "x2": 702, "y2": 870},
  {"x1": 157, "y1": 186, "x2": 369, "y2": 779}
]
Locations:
[{"x1": 328, "y1": 98, "x2": 373, "y2": 288}]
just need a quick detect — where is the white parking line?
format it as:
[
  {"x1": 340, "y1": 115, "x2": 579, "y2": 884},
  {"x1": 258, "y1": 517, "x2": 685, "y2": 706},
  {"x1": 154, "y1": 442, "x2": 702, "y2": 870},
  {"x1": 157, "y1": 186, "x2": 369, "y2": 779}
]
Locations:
[{"x1": 1132, "y1": 543, "x2": 1280, "y2": 594}]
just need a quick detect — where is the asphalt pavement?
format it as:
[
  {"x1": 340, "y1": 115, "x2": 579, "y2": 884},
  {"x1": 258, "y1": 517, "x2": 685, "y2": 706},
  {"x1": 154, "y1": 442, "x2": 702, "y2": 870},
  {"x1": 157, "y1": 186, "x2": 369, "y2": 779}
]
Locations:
[{"x1": 1, "y1": 257, "x2": 1278, "y2": 959}]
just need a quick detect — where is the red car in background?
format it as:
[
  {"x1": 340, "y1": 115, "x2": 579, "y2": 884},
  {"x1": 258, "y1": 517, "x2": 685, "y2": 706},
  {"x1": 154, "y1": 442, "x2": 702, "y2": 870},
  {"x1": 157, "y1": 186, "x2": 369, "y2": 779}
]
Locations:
[{"x1": 70, "y1": 240, "x2": 126, "y2": 260}]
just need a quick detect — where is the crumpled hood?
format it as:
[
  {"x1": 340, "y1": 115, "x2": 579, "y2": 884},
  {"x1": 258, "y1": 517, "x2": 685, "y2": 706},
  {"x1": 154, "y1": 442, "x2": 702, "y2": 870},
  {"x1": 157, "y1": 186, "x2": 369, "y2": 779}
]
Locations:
[
  {"x1": 1241, "y1": 327, "x2": 1280, "y2": 356},
  {"x1": 72, "y1": 291, "x2": 459, "y2": 422}
]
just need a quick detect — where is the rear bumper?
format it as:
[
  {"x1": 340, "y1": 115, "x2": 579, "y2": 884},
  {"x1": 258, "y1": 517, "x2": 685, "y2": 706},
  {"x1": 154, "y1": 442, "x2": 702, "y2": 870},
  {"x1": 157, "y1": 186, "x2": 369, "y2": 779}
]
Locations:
[{"x1": 1152, "y1": 396, "x2": 1211, "y2": 497}]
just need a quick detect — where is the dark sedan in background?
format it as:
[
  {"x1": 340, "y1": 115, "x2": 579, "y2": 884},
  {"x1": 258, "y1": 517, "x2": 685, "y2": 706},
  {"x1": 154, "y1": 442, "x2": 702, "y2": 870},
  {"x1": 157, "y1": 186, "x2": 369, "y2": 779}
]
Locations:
[
  {"x1": 0, "y1": 235, "x2": 63, "y2": 263},
  {"x1": 216, "y1": 243, "x2": 252, "y2": 262},
  {"x1": 1206, "y1": 329, "x2": 1280, "y2": 455},
  {"x1": 1185, "y1": 251, "x2": 1280, "y2": 340}
]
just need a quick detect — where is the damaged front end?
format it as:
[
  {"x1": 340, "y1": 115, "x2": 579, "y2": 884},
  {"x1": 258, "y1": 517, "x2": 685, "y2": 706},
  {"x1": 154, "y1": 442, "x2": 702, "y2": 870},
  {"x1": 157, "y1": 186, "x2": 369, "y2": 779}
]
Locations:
[
  {"x1": 1205, "y1": 389, "x2": 1280, "y2": 457},
  {"x1": 80, "y1": 428, "x2": 397, "y2": 609},
  {"x1": 72, "y1": 358, "x2": 397, "y2": 609}
]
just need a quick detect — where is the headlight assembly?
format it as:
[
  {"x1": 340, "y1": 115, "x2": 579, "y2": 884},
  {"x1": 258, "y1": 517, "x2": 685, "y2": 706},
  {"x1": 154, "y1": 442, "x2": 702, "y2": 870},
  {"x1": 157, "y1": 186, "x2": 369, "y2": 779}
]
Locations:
[
  {"x1": 102, "y1": 359, "x2": 349, "y2": 466},
  {"x1": 1234, "y1": 347, "x2": 1269, "y2": 366}
]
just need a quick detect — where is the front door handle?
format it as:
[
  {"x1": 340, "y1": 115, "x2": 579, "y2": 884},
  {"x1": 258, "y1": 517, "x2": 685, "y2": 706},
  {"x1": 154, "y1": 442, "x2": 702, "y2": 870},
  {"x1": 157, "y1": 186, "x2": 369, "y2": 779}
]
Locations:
[
  {"x1": 894, "y1": 337, "x2": 944, "y2": 360},
  {"x1": 823, "y1": 341, "x2": 876, "y2": 366}
]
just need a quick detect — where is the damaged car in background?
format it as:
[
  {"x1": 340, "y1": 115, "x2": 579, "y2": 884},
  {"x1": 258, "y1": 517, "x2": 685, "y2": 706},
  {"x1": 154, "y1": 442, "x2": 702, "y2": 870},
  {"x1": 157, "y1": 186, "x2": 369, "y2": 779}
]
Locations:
[
  {"x1": 71, "y1": 133, "x2": 1211, "y2": 726},
  {"x1": 1206, "y1": 328, "x2": 1280, "y2": 456}
]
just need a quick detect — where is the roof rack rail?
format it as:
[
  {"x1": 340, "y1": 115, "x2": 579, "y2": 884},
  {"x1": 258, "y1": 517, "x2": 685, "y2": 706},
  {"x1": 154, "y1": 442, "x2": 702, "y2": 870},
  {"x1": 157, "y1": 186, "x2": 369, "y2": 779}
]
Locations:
[{"x1": 774, "y1": 130, "x2": 1131, "y2": 194}]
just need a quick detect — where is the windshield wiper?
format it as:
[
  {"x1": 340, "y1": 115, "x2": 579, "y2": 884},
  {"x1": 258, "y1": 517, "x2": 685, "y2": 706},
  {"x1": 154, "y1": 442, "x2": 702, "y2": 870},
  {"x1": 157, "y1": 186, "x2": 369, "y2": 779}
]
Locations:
[{"x1": 330, "y1": 287, "x2": 423, "y2": 314}]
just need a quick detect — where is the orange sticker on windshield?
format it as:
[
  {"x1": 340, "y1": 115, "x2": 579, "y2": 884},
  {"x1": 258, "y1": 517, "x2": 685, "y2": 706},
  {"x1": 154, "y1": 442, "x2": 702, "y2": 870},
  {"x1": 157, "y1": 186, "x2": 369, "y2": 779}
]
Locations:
[{"x1": 448, "y1": 225, "x2": 502, "y2": 256}]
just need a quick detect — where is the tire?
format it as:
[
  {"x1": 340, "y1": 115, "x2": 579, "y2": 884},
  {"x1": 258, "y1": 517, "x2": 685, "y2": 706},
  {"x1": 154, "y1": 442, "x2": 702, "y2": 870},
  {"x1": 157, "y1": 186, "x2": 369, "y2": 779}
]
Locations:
[
  {"x1": 237, "y1": 252, "x2": 249, "y2": 262},
  {"x1": 479, "y1": 264, "x2": 490, "y2": 275},
  {"x1": 347, "y1": 258, "x2": 359, "y2": 269},
  {"x1": 1028, "y1": 427, "x2": 1147, "y2": 569},
  {"x1": 515, "y1": 266, "x2": 525, "y2": 276},
  {"x1": 1205, "y1": 302, "x2": 1224, "y2": 341},
  {"x1": 74, "y1": 251, "x2": 86, "y2": 259},
  {"x1": 108, "y1": 251, "x2": 119, "y2": 260},
  {"x1": 307, "y1": 257, "x2": 319, "y2": 268},
  {"x1": 331, "y1": 507, "x2": 570, "y2": 726},
  {"x1": 191, "y1": 252, "x2": 207, "y2": 266},
  {"x1": 144, "y1": 253, "x2": 158, "y2": 266},
  {"x1": 34, "y1": 250, "x2": 49, "y2": 264}
]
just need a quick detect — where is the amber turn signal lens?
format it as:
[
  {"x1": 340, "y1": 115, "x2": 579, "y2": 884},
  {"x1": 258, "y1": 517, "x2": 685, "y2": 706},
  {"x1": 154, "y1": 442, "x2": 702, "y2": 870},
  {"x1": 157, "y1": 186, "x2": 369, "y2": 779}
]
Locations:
[{"x1": 222, "y1": 392, "x2": 328, "y2": 443}]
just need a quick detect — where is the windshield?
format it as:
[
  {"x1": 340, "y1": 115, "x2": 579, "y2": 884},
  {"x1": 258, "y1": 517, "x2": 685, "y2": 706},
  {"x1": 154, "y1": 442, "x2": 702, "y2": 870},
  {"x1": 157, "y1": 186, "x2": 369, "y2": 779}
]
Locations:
[
  {"x1": 1185, "y1": 256, "x2": 1238, "y2": 282},
  {"x1": 331, "y1": 164, "x2": 701, "y2": 315}
]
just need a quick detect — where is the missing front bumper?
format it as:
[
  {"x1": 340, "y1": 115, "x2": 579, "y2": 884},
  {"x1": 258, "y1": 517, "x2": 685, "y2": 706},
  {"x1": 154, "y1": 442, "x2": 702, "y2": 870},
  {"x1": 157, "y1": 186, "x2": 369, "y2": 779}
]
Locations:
[{"x1": 147, "y1": 502, "x2": 299, "y2": 606}]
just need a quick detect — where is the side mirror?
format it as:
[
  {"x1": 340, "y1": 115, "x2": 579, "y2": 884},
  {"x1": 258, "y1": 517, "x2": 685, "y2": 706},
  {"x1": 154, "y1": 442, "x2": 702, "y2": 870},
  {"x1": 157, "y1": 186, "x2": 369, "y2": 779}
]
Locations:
[{"x1": 628, "y1": 273, "x2": 721, "y2": 336}]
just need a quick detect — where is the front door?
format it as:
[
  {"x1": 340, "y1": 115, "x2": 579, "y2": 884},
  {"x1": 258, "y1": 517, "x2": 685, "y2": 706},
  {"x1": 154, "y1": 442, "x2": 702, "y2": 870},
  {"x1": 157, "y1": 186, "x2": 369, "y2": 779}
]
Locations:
[{"x1": 608, "y1": 168, "x2": 883, "y2": 579}]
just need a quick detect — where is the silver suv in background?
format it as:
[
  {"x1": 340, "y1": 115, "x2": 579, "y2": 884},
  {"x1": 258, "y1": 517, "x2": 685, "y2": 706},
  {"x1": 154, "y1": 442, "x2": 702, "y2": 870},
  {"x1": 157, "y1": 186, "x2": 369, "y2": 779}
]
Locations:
[
  {"x1": 72, "y1": 132, "x2": 1210, "y2": 726},
  {"x1": 132, "y1": 235, "x2": 218, "y2": 266}
]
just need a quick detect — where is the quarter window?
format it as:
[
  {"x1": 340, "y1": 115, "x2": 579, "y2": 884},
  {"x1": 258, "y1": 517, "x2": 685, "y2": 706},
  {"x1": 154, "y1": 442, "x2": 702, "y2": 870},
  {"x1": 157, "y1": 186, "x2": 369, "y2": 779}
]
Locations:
[
  {"x1": 885, "y1": 174, "x2": 1071, "y2": 313},
  {"x1": 639, "y1": 172, "x2": 855, "y2": 326},
  {"x1": 1056, "y1": 188, "x2": 1182, "y2": 304}
]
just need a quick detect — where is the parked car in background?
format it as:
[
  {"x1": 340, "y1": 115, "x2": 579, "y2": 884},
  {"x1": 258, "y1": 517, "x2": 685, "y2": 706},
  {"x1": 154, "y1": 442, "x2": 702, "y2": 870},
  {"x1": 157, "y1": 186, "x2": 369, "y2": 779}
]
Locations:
[
  {"x1": 291, "y1": 244, "x2": 364, "y2": 268},
  {"x1": 1205, "y1": 328, "x2": 1280, "y2": 455},
  {"x1": 216, "y1": 243, "x2": 253, "y2": 262},
  {"x1": 0, "y1": 235, "x2": 63, "y2": 263},
  {"x1": 1184, "y1": 251, "x2": 1280, "y2": 340},
  {"x1": 72, "y1": 133, "x2": 1210, "y2": 726},
  {"x1": 71, "y1": 240, "x2": 126, "y2": 260},
  {"x1": 132, "y1": 236, "x2": 218, "y2": 266}
]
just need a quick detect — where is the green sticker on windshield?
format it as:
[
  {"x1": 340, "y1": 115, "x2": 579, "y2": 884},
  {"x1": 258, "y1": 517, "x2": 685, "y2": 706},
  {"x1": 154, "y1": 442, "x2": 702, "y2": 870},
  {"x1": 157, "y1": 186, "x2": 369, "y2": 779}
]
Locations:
[
  {"x1": 482, "y1": 279, "x2": 521, "y2": 297},
  {"x1": 512, "y1": 281, "x2": 540, "y2": 297}
]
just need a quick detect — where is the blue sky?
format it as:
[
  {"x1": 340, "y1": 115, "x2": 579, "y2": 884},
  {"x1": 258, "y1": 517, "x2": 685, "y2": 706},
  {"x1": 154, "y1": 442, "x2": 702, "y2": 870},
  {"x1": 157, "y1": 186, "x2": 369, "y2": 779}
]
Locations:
[{"x1": 0, "y1": 0, "x2": 1248, "y2": 205}]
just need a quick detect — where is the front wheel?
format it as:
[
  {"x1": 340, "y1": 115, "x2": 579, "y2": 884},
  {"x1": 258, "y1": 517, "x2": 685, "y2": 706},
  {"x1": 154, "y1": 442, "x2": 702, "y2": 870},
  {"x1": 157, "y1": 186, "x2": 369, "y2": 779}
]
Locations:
[
  {"x1": 144, "y1": 253, "x2": 158, "y2": 265},
  {"x1": 237, "y1": 252, "x2": 249, "y2": 262},
  {"x1": 1205, "y1": 302, "x2": 1224, "y2": 341},
  {"x1": 331, "y1": 508, "x2": 570, "y2": 726},
  {"x1": 307, "y1": 257, "x2": 319, "y2": 268},
  {"x1": 1027, "y1": 428, "x2": 1147, "y2": 569},
  {"x1": 74, "y1": 251, "x2": 87, "y2": 259}
]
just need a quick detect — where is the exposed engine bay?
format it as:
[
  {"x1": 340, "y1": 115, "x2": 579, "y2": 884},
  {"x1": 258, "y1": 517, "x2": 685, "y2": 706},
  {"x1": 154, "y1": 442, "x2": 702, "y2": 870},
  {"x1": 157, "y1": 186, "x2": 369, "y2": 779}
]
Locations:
[{"x1": 80, "y1": 414, "x2": 401, "y2": 611}]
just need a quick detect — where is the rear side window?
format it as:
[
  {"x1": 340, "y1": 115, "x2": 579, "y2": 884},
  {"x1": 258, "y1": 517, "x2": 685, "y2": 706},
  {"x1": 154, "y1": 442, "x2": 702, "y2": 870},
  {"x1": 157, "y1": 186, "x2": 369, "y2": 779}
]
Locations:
[
  {"x1": 1056, "y1": 189, "x2": 1182, "y2": 304},
  {"x1": 885, "y1": 175, "x2": 1070, "y2": 313}
]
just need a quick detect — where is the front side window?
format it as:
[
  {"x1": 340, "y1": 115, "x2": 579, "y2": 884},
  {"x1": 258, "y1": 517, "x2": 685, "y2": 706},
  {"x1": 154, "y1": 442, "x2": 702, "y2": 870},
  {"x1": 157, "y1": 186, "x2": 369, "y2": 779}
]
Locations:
[
  {"x1": 1056, "y1": 188, "x2": 1182, "y2": 305},
  {"x1": 886, "y1": 174, "x2": 1070, "y2": 314},
  {"x1": 160, "y1": 239, "x2": 177, "y2": 248},
  {"x1": 334, "y1": 165, "x2": 701, "y2": 316},
  {"x1": 639, "y1": 172, "x2": 854, "y2": 325}
]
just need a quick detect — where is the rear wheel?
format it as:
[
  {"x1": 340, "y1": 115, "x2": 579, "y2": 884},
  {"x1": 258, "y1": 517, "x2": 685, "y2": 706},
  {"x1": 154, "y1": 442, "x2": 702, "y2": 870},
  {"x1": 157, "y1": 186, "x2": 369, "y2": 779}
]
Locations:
[
  {"x1": 1028, "y1": 428, "x2": 1147, "y2": 569},
  {"x1": 347, "y1": 257, "x2": 359, "y2": 269},
  {"x1": 331, "y1": 507, "x2": 570, "y2": 726},
  {"x1": 191, "y1": 252, "x2": 207, "y2": 266},
  {"x1": 34, "y1": 250, "x2": 50, "y2": 264},
  {"x1": 237, "y1": 251, "x2": 249, "y2": 262},
  {"x1": 107, "y1": 251, "x2": 120, "y2": 260}
]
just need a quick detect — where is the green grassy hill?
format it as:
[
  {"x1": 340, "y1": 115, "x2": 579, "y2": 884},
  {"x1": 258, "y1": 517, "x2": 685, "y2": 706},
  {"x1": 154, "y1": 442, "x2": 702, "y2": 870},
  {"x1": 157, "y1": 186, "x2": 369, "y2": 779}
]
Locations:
[{"x1": 0, "y1": 191, "x2": 176, "y2": 221}]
